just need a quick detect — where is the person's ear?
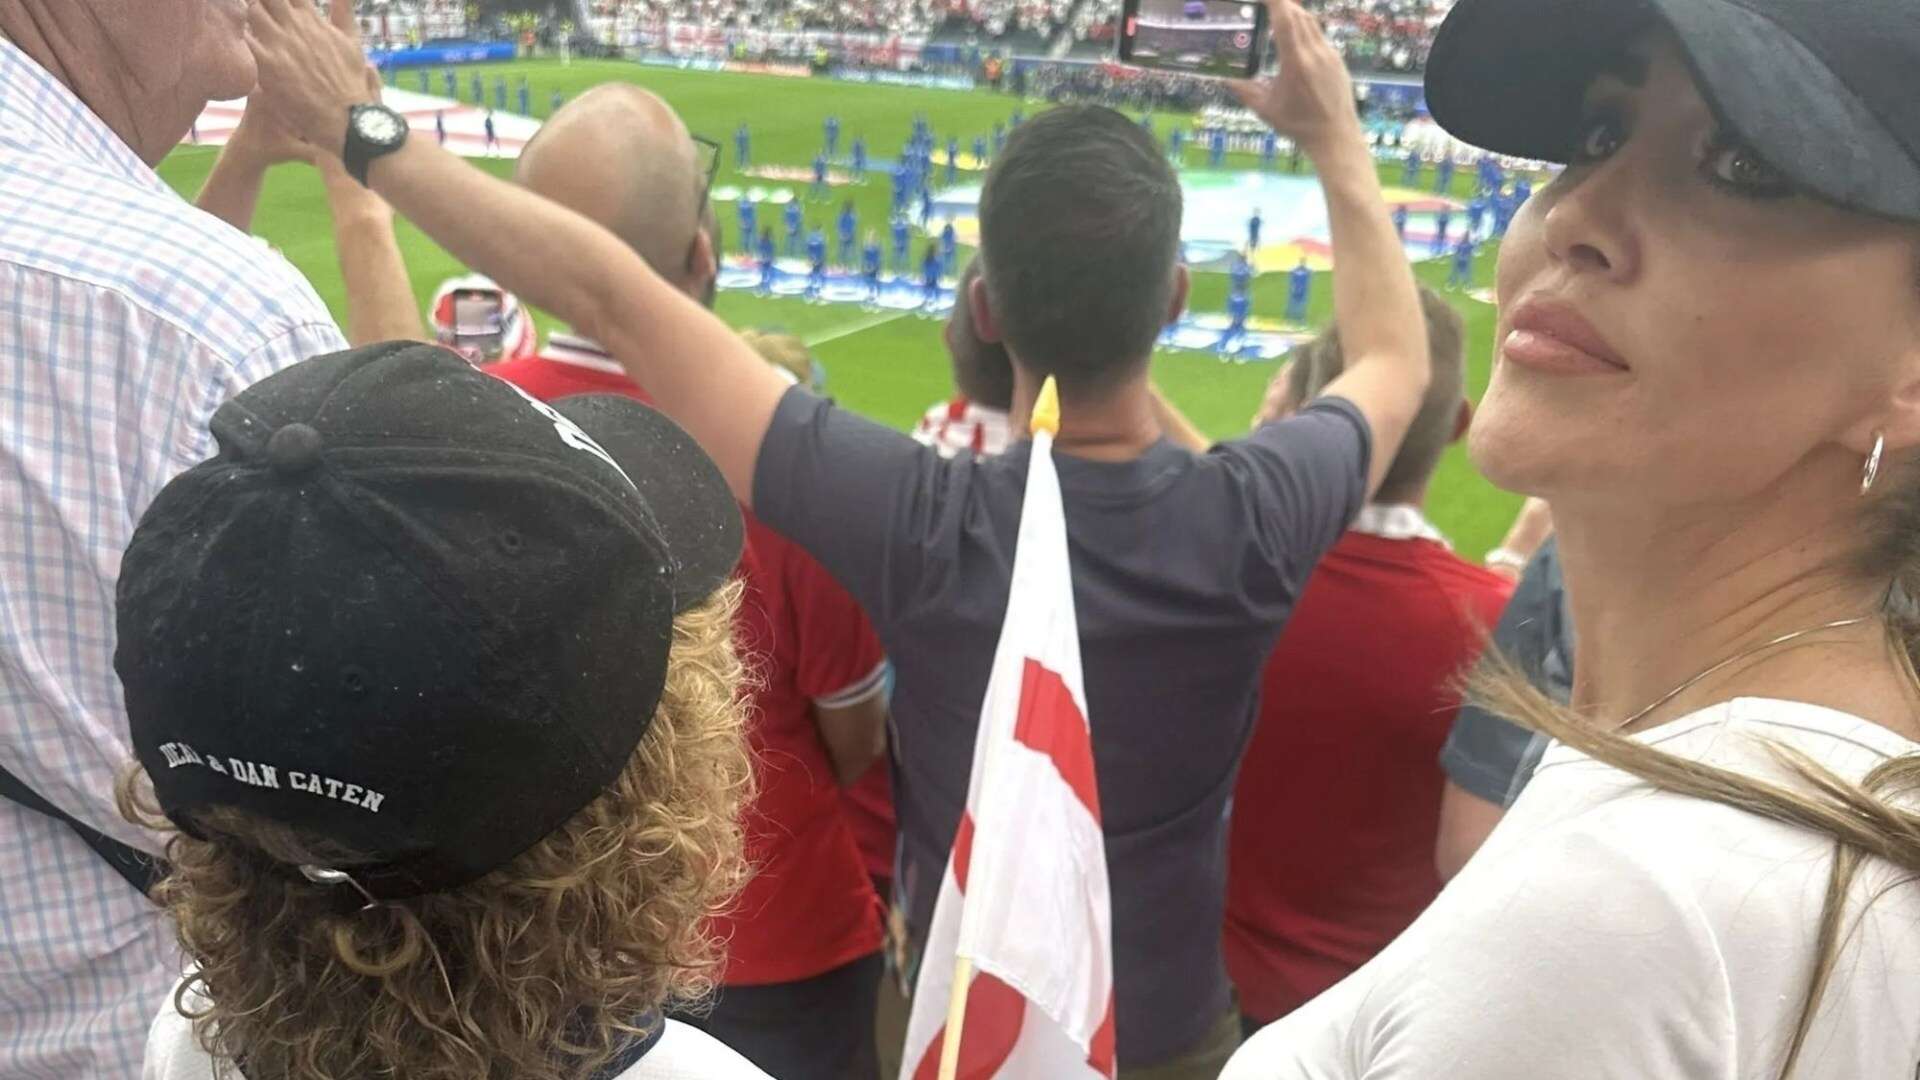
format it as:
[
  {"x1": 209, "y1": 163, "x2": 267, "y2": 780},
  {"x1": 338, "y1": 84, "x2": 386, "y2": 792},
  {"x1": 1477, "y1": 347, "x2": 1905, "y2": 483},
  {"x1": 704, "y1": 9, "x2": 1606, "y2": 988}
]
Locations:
[
  {"x1": 1451, "y1": 398, "x2": 1473, "y2": 444},
  {"x1": 1166, "y1": 265, "x2": 1191, "y2": 325},
  {"x1": 688, "y1": 227, "x2": 718, "y2": 297},
  {"x1": 1847, "y1": 343, "x2": 1920, "y2": 488},
  {"x1": 969, "y1": 276, "x2": 1003, "y2": 343}
]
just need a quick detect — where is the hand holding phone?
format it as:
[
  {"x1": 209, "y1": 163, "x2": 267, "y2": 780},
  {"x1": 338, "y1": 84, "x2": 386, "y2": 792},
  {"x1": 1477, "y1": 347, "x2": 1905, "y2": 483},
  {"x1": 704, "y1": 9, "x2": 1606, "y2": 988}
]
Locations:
[
  {"x1": 1227, "y1": 0, "x2": 1363, "y2": 159},
  {"x1": 1118, "y1": 0, "x2": 1270, "y2": 80}
]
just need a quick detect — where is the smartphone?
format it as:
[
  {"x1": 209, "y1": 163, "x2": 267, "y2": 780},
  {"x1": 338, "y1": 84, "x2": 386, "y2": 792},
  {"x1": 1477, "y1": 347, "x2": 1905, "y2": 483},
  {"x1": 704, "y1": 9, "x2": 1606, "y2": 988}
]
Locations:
[{"x1": 1118, "y1": 0, "x2": 1269, "y2": 80}]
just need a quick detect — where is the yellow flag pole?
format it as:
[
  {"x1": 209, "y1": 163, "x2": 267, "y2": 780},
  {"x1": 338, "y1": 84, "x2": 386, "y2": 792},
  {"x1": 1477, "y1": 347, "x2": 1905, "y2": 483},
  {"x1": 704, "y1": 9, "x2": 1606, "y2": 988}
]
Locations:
[
  {"x1": 1031, "y1": 375, "x2": 1062, "y2": 438},
  {"x1": 937, "y1": 377, "x2": 1061, "y2": 1080},
  {"x1": 936, "y1": 954, "x2": 975, "y2": 1080}
]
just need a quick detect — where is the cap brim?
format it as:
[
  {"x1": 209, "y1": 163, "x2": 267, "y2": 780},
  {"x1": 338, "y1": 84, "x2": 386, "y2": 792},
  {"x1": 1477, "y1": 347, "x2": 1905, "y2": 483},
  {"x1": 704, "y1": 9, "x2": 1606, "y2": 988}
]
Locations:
[
  {"x1": 1425, "y1": 0, "x2": 1920, "y2": 222},
  {"x1": 554, "y1": 395, "x2": 742, "y2": 612}
]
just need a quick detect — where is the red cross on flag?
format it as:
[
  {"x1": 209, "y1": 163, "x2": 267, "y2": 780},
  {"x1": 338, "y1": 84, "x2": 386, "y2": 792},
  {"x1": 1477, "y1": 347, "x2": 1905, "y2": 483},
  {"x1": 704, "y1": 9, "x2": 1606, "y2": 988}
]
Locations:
[{"x1": 901, "y1": 377, "x2": 1117, "y2": 1080}]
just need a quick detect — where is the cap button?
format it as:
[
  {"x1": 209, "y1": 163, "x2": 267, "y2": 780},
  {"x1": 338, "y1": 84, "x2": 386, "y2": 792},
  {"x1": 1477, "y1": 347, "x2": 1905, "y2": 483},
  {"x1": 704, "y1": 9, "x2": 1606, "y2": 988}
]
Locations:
[{"x1": 266, "y1": 423, "x2": 325, "y2": 477}]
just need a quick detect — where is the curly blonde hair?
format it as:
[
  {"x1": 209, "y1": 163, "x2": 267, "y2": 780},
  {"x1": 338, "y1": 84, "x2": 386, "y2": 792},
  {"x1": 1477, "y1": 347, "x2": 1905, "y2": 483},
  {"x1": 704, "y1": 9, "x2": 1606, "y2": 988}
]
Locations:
[{"x1": 119, "y1": 583, "x2": 752, "y2": 1080}]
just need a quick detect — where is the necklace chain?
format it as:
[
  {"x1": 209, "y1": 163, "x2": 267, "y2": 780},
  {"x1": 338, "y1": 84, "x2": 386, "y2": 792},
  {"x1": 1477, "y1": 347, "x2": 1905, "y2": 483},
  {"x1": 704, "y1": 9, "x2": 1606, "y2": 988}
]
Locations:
[{"x1": 1611, "y1": 615, "x2": 1877, "y2": 733}]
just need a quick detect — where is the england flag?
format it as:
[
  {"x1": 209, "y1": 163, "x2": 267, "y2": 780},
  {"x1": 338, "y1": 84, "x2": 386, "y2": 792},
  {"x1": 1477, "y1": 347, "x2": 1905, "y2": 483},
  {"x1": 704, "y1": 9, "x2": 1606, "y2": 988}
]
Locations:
[{"x1": 900, "y1": 378, "x2": 1117, "y2": 1080}]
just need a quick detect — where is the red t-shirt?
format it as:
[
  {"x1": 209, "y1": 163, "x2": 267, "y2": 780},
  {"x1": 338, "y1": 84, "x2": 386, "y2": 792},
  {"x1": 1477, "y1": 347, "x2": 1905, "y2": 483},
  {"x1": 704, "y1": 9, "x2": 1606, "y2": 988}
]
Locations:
[
  {"x1": 486, "y1": 346, "x2": 888, "y2": 986},
  {"x1": 1223, "y1": 526, "x2": 1512, "y2": 1024}
]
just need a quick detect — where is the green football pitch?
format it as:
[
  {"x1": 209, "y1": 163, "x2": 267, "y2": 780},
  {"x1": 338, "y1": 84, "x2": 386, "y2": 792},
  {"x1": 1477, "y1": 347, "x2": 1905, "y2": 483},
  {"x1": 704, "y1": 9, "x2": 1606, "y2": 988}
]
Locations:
[{"x1": 156, "y1": 58, "x2": 1524, "y2": 558}]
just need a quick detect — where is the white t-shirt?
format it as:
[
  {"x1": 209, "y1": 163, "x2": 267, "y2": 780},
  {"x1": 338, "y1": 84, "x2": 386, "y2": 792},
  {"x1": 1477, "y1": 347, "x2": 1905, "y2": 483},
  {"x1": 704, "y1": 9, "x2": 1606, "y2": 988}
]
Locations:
[
  {"x1": 144, "y1": 978, "x2": 772, "y2": 1080},
  {"x1": 1224, "y1": 698, "x2": 1920, "y2": 1080}
]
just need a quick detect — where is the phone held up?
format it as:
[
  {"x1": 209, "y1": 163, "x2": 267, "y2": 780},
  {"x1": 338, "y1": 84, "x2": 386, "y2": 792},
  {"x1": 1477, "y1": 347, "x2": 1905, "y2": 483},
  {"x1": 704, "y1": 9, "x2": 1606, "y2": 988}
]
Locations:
[{"x1": 1117, "y1": 0, "x2": 1269, "y2": 80}]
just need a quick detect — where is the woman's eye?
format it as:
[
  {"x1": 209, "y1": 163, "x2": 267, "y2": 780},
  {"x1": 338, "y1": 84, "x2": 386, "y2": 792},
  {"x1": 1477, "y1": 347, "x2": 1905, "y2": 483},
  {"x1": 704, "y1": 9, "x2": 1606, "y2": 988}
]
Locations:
[
  {"x1": 1571, "y1": 115, "x2": 1624, "y2": 164},
  {"x1": 1703, "y1": 138, "x2": 1793, "y2": 198}
]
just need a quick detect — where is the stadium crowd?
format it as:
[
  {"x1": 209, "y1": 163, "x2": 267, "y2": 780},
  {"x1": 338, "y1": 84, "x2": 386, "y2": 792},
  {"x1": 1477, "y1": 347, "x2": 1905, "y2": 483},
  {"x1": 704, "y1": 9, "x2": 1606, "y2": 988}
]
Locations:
[{"x1": 7, "y1": 0, "x2": 1920, "y2": 1079}]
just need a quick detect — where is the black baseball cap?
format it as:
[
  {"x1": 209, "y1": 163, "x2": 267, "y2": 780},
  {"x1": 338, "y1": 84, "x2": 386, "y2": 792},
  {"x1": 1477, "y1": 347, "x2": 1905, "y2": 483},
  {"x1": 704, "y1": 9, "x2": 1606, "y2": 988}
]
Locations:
[
  {"x1": 117, "y1": 342, "x2": 742, "y2": 900},
  {"x1": 1425, "y1": 0, "x2": 1920, "y2": 222}
]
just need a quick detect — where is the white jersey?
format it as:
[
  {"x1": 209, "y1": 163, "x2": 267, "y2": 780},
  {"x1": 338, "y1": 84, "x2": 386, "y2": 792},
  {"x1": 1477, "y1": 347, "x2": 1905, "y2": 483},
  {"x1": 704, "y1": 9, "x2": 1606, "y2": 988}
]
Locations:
[
  {"x1": 1224, "y1": 698, "x2": 1920, "y2": 1080},
  {"x1": 144, "y1": 977, "x2": 771, "y2": 1080}
]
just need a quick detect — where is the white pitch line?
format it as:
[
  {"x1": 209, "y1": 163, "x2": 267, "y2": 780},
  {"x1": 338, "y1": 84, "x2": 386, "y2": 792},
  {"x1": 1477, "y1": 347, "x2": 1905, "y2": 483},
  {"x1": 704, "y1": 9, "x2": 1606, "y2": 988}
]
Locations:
[{"x1": 803, "y1": 309, "x2": 911, "y2": 347}]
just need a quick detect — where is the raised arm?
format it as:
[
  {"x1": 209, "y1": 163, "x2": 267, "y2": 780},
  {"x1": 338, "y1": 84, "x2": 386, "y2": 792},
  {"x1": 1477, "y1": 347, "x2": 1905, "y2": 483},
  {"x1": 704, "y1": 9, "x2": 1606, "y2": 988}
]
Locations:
[
  {"x1": 247, "y1": 0, "x2": 788, "y2": 497},
  {"x1": 195, "y1": 100, "x2": 313, "y2": 234},
  {"x1": 318, "y1": 155, "x2": 425, "y2": 346},
  {"x1": 1232, "y1": 0, "x2": 1429, "y2": 497}
]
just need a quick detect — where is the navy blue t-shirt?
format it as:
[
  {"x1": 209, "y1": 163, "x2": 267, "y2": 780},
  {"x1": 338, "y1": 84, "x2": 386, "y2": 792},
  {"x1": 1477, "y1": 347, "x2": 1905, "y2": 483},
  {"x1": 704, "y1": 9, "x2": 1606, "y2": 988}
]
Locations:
[{"x1": 754, "y1": 388, "x2": 1371, "y2": 1066}]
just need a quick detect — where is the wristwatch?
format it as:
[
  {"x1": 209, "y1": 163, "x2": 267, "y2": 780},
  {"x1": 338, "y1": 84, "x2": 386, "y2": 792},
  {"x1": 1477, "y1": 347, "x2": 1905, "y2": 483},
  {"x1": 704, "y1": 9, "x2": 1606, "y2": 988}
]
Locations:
[
  {"x1": 1484, "y1": 546, "x2": 1529, "y2": 576},
  {"x1": 343, "y1": 103, "x2": 409, "y2": 187}
]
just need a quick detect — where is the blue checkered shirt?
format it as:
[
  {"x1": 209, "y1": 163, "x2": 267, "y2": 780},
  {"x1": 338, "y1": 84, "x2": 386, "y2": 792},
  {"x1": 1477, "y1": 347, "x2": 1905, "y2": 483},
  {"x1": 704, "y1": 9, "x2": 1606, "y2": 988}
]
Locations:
[{"x1": 0, "y1": 41, "x2": 344, "y2": 1078}]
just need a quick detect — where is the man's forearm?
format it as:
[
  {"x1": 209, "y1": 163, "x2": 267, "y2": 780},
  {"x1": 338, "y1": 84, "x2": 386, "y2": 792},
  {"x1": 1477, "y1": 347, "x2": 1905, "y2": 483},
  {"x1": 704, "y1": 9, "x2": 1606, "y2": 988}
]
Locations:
[
  {"x1": 196, "y1": 149, "x2": 270, "y2": 233},
  {"x1": 1311, "y1": 143, "x2": 1427, "y2": 390},
  {"x1": 322, "y1": 166, "x2": 424, "y2": 345},
  {"x1": 363, "y1": 139, "x2": 788, "y2": 497}
]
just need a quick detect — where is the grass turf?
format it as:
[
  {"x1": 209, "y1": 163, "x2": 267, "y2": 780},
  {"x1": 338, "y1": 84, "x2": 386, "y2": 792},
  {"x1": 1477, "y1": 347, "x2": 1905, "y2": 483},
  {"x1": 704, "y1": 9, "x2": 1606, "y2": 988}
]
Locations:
[{"x1": 156, "y1": 58, "x2": 1522, "y2": 558}]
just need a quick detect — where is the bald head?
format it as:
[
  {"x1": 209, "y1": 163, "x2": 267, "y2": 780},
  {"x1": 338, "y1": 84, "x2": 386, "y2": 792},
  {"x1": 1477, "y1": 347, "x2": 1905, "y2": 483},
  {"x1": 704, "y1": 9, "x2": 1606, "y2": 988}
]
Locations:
[{"x1": 517, "y1": 83, "x2": 711, "y2": 298}]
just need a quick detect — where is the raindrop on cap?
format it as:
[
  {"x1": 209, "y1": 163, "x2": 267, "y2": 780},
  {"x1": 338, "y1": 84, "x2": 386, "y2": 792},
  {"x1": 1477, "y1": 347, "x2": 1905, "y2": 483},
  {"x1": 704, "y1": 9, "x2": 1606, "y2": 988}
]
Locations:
[{"x1": 266, "y1": 423, "x2": 324, "y2": 477}]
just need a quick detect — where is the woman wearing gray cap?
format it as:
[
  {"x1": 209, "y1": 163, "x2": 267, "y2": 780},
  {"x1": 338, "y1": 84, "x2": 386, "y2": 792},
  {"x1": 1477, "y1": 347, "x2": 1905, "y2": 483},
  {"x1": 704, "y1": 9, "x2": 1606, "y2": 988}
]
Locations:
[{"x1": 1225, "y1": 0, "x2": 1920, "y2": 1077}]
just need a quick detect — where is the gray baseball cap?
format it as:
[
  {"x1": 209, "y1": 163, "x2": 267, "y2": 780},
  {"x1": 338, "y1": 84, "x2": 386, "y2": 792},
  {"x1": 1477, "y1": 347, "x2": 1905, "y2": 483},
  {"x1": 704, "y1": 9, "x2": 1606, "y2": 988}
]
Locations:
[{"x1": 1425, "y1": 0, "x2": 1920, "y2": 222}]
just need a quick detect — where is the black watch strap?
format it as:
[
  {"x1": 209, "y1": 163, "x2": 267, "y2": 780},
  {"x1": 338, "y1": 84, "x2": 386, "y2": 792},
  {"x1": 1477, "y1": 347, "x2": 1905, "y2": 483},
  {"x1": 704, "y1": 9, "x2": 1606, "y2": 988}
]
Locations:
[{"x1": 343, "y1": 104, "x2": 407, "y2": 187}]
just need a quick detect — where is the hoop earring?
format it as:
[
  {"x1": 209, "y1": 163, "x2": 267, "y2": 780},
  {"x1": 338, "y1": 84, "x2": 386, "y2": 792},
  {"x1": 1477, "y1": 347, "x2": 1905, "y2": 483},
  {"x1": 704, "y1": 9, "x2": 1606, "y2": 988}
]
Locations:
[{"x1": 1861, "y1": 431, "x2": 1886, "y2": 496}]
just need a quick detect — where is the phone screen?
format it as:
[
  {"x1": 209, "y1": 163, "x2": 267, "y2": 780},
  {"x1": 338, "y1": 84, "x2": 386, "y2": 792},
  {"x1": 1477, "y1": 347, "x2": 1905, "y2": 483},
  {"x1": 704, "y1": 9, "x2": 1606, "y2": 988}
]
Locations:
[
  {"x1": 1119, "y1": 0, "x2": 1266, "y2": 79},
  {"x1": 453, "y1": 293, "x2": 504, "y2": 337}
]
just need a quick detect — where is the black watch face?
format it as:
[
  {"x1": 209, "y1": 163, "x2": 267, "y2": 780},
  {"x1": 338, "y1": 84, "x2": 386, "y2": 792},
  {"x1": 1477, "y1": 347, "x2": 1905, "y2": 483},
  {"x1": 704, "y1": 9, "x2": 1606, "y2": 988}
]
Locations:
[{"x1": 356, "y1": 108, "x2": 406, "y2": 146}]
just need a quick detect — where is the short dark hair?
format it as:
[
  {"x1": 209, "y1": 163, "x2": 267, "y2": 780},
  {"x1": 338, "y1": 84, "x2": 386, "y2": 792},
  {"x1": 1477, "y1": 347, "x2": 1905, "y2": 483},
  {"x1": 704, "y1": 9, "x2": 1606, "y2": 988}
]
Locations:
[
  {"x1": 1299, "y1": 287, "x2": 1466, "y2": 500},
  {"x1": 949, "y1": 259, "x2": 1014, "y2": 411},
  {"x1": 979, "y1": 106, "x2": 1182, "y2": 398}
]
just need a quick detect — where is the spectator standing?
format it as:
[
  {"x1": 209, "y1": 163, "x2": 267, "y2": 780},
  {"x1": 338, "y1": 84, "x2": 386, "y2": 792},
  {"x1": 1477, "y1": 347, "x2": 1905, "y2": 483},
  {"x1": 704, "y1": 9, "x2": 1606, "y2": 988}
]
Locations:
[
  {"x1": 1228, "y1": 0, "x2": 1920, "y2": 1074},
  {"x1": 1434, "y1": 535, "x2": 1567, "y2": 880},
  {"x1": 490, "y1": 85, "x2": 892, "y2": 1080},
  {"x1": 0, "y1": 3, "x2": 344, "y2": 1074},
  {"x1": 248, "y1": 0, "x2": 1432, "y2": 1072},
  {"x1": 124, "y1": 342, "x2": 768, "y2": 1080},
  {"x1": 911, "y1": 259, "x2": 1016, "y2": 459},
  {"x1": 1223, "y1": 289, "x2": 1511, "y2": 1032}
]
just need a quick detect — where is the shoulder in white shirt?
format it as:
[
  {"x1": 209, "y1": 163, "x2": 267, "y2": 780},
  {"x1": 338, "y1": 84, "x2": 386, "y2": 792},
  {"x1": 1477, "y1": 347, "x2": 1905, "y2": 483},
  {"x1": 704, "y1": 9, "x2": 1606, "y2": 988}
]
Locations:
[
  {"x1": 1223, "y1": 698, "x2": 1920, "y2": 1080},
  {"x1": 144, "y1": 978, "x2": 773, "y2": 1080}
]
